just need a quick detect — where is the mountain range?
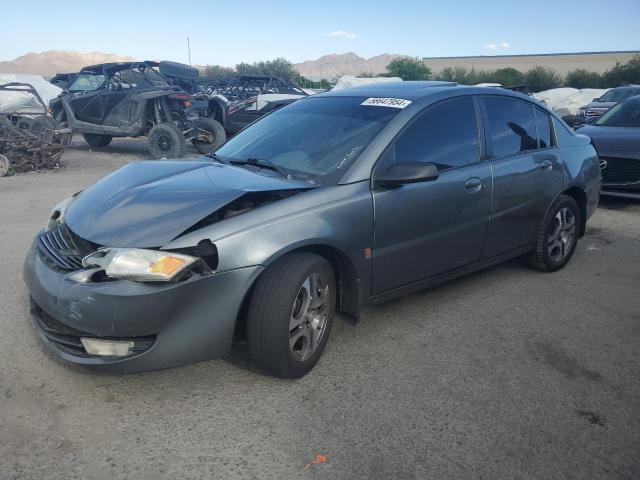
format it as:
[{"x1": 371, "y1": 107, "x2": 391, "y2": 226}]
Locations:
[
  {"x1": 0, "y1": 51, "x2": 136, "y2": 77},
  {"x1": 0, "y1": 50, "x2": 402, "y2": 79}
]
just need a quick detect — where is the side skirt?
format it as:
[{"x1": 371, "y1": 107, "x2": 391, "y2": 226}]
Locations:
[{"x1": 363, "y1": 245, "x2": 533, "y2": 306}]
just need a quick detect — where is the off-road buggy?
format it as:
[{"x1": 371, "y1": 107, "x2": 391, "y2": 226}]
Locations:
[
  {"x1": 199, "y1": 75, "x2": 309, "y2": 134},
  {"x1": 0, "y1": 82, "x2": 71, "y2": 177},
  {"x1": 49, "y1": 62, "x2": 225, "y2": 158}
]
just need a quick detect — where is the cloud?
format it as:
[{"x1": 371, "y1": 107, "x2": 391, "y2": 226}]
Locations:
[
  {"x1": 324, "y1": 30, "x2": 357, "y2": 39},
  {"x1": 484, "y1": 42, "x2": 510, "y2": 50}
]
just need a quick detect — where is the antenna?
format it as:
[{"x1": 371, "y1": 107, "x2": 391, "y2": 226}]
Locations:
[{"x1": 187, "y1": 37, "x2": 191, "y2": 66}]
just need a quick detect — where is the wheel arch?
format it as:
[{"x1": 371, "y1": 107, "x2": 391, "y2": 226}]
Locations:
[
  {"x1": 560, "y1": 186, "x2": 587, "y2": 237},
  {"x1": 233, "y1": 243, "x2": 361, "y2": 341}
]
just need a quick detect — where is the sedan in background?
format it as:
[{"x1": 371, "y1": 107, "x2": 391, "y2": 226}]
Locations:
[
  {"x1": 575, "y1": 85, "x2": 640, "y2": 127},
  {"x1": 578, "y1": 95, "x2": 640, "y2": 199}
]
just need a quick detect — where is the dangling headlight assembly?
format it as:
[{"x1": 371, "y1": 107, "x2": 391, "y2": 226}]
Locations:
[{"x1": 82, "y1": 248, "x2": 198, "y2": 282}]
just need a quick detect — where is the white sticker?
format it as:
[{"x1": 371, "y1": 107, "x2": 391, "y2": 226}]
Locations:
[{"x1": 361, "y1": 97, "x2": 412, "y2": 109}]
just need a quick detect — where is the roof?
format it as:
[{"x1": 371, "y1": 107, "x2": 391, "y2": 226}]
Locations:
[
  {"x1": 80, "y1": 61, "x2": 159, "y2": 74},
  {"x1": 317, "y1": 81, "x2": 458, "y2": 101}
]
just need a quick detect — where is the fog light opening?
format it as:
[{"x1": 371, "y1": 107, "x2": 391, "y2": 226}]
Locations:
[{"x1": 80, "y1": 338, "x2": 134, "y2": 357}]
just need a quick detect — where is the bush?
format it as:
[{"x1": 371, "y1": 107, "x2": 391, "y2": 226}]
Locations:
[
  {"x1": 493, "y1": 67, "x2": 525, "y2": 86},
  {"x1": 386, "y1": 57, "x2": 432, "y2": 81},
  {"x1": 204, "y1": 64, "x2": 236, "y2": 78},
  {"x1": 564, "y1": 69, "x2": 604, "y2": 88},
  {"x1": 525, "y1": 66, "x2": 563, "y2": 92},
  {"x1": 603, "y1": 55, "x2": 640, "y2": 87},
  {"x1": 235, "y1": 57, "x2": 301, "y2": 82}
]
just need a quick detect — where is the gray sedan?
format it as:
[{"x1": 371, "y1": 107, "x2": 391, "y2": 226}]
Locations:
[{"x1": 23, "y1": 82, "x2": 601, "y2": 377}]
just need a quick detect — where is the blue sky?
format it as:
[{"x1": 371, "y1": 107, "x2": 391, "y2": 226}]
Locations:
[{"x1": 1, "y1": 0, "x2": 638, "y2": 65}]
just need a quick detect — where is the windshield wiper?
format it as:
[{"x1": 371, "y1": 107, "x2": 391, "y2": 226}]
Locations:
[
  {"x1": 231, "y1": 157, "x2": 291, "y2": 179},
  {"x1": 207, "y1": 153, "x2": 230, "y2": 165}
]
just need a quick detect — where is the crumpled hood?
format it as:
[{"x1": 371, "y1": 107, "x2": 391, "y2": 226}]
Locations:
[
  {"x1": 578, "y1": 125, "x2": 640, "y2": 158},
  {"x1": 64, "y1": 160, "x2": 312, "y2": 247}
]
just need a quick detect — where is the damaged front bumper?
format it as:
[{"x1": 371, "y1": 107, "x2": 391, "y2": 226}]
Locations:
[{"x1": 23, "y1": 241, "x2": 263, "y2": 372}]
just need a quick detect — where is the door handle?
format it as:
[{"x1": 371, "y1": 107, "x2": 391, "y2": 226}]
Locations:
[
  {"x1": 465, "y1": 177, "x2": 483, "y2": 193},
  {"x1": 541, "y1": 159, "x2": 553, "y2": 170}
]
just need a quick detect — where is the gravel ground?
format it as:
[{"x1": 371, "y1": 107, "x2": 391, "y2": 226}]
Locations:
[{"x1": 1, "y1": 139, "x2": 639, "y2": 480}]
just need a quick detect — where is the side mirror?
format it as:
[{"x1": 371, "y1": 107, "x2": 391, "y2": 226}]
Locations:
[
  {"x1": 375, "y1": 161, "x2": 439, "y2": 187},
  {"x1": 593, "y1": 97, "x2": 600, "y2": 102}
]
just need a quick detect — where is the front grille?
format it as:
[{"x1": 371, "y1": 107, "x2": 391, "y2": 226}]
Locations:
[
  {"x1": 600, "y1": 157, "x2": 640, "y2": 184},
  {"x1": 30, "y1": 299, "x2": 155, "y2": 358},
  {"x1": 37, "y1": 224, "x2": 97, "y2": 271}
]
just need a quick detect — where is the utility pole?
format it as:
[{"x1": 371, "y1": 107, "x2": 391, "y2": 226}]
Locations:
[{"x1": 187, "y1": 37, "x2": 191, "y2": 66}]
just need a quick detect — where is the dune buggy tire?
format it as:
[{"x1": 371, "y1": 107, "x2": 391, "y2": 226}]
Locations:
[
  {"x1": 191, "y1": 117, "x2": 226, "y2": 154},
  {"x1": 82, "y1": 133, "x2": 112, "y2": 148},
  {"x1": 527, "y1": 195, "x2": 580, "y2": 272},
  {"x1": 247, "y1": 253, "x2": 336, "y2": 378},
  {"x1": 17, "y1": 117, "x2": 33, "y2": 130},
  {"x1": 148, "y1": 122, "x2": 187, "y2": 159}
]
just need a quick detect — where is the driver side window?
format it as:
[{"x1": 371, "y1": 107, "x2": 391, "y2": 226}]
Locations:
[{"x1": 378, "y1": 96, "x2": 479, "y2": 172}]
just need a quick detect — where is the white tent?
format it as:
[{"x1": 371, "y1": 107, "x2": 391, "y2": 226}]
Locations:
[
  {"x1": 332, "y1": 75, "x2": 402, "y2": 91},
  {"x1": 0, "y1": 74, "x2": 62, "y2": 114},
  {"x1": 533, "y1": 87, "x2": 610, "y2": 117}
]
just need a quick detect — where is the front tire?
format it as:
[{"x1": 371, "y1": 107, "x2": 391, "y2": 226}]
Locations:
[
  {"x1": 247, "y1": 253, "x2": 336, "y2": 378},
  {"x1": 82, "y1": 133, "x2": 112, "y2": 148},
  {"x1": 148, "y1": 122, "x2": 187, "y2": 159},
  {"x1": 527, "y1": 195, "x2": 580, "y2": 272},
  {"x1": 191, "y1": 117, "x2": 226, "y2": 154}
]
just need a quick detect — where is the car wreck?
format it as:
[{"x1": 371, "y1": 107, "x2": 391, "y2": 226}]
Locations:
[
  {"x1": 24, "y1": 82, "x2": 601, "y2": 378},
  {"x1": 49, "y1": 61, "x2": 225, "y2": 158},
  {"x1": 0, "y1": 82, "x2": 70, "y2": 176}
]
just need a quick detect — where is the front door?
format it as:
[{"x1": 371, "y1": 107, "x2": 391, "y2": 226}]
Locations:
[{"x1": 372, "y1": 96, "x2": 492, "y2": 294}]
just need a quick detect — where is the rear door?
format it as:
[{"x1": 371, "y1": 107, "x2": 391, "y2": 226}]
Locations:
[
  {"x1": 480, "y1": 96, "x2": 565, "y2": 258},
  {"x1": 372, "y1": 96, "x2": 492, "y2": 293}
]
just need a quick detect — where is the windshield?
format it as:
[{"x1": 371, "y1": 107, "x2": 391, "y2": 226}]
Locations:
[
  {"x1": 214, "y1": 96, "x2": 402, "y2": 185},
  {"x1": 595, "y1": 96, "x2": 640, "y2": 127},
  {"x1": 68, "y1": 73, "x2": 106, "y2": 92},
  {"x1": 599, "y1": 88, "x2": 640, "y2": 103}
]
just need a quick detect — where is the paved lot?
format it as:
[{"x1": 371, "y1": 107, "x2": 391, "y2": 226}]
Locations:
[{"x1": 1, "y1": 139, "x2": 639, "y2": 480}]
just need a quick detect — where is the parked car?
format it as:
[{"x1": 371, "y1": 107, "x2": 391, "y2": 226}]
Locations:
[
  {"x1": 24, "y1": 82, "x2": 601, "y2": 378},
  {"x1": 578, "y1": 95, "x2": 640, "y2": 198},
  {"x1": 575, "y1": 85, "x2": 640, "y2": 127},
  {"x1": 49, "y1": 62, "x2": 225, "y2": 158}
]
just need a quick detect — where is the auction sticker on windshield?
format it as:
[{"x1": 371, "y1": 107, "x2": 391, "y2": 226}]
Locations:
[{"x1": 361, "y1": 97, "x2": 412, "y2": 109}]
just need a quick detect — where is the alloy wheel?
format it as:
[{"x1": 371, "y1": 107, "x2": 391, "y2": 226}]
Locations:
[
  {"x1": 547, "y1": 207, "x2": 576, "y2": 263},
  {"x1": 289, "y1": 273, "x2": 331, "y2": 362}
]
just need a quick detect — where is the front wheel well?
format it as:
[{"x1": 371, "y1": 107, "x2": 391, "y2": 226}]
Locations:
[
  {"x1": 233, "y1": 245, "x2": 361, "y2": 341},
  {"x1": 561, "y1": 187, "x2": 587, "y2": 237}
]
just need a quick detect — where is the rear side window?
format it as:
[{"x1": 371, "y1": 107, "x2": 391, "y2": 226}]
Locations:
[
  {"x1": 379, "y1": 96, "x2": 479, "y2": 171},
  {"x1": 534, "y1": 108, "x2": 553, "y2": 149},
  {"x1": 483, "y1": 97, "x2": 537, "y2": 157},
  {"x1": 552, "y1": 117, "x2": 575, "y2": 147}
]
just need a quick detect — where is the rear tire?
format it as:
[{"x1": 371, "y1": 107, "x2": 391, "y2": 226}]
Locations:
[
  {"x1": 527, "y1": 195, "x2": 580, "y2": 272},
  {"x1": 191, "y1": 117, "x2": 226, "y2": 154},
  {"x1": 148, "y1": 122, "x2": 187, "y2": 159},
  {"x1": 82, "y1": 133, "x2": 112, "y2": 148},
  {"x1": 247, "y1": 253, "x2": 336, "y2": 378}
]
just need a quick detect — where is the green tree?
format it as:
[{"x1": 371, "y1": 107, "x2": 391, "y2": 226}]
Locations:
[
  {"x1": 204, "y1": 64, "x2": 236, "y2": 78},
  {"x1": 603, "y1": 55, "x2": 640, "y2": 87},
  {"x1": 386, "y1": 57, "x2": 432, "y2": 81},
  {"x1": 235, "y1": 57, "x2": 301, "y2": 82},
  {"x1": 525, "y1": 66, "x2": 562, "y2": 92},
  {"x1": 493, "y1": 67, "x2": 524, "y2": 86},
  {"x1": 564, "y1": 69, "x2": 604, "y2": 88}
]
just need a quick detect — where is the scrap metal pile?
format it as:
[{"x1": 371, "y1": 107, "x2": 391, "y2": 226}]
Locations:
[{"x1": 0, "y1": 83, "x2": 70, "y2": 177}]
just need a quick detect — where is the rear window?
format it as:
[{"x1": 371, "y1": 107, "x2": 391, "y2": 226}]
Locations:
[{"x1": 483, "y1": 97, "x2": 537, "y2": 157}]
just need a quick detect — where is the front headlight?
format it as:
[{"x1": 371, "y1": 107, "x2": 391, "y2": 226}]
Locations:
[
  {"x1": 46, "y1": 197, "x2": 74, "y2": 231},
  {"x1": 82, "y1": 248, "x2": 198, "y2": 282}
]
